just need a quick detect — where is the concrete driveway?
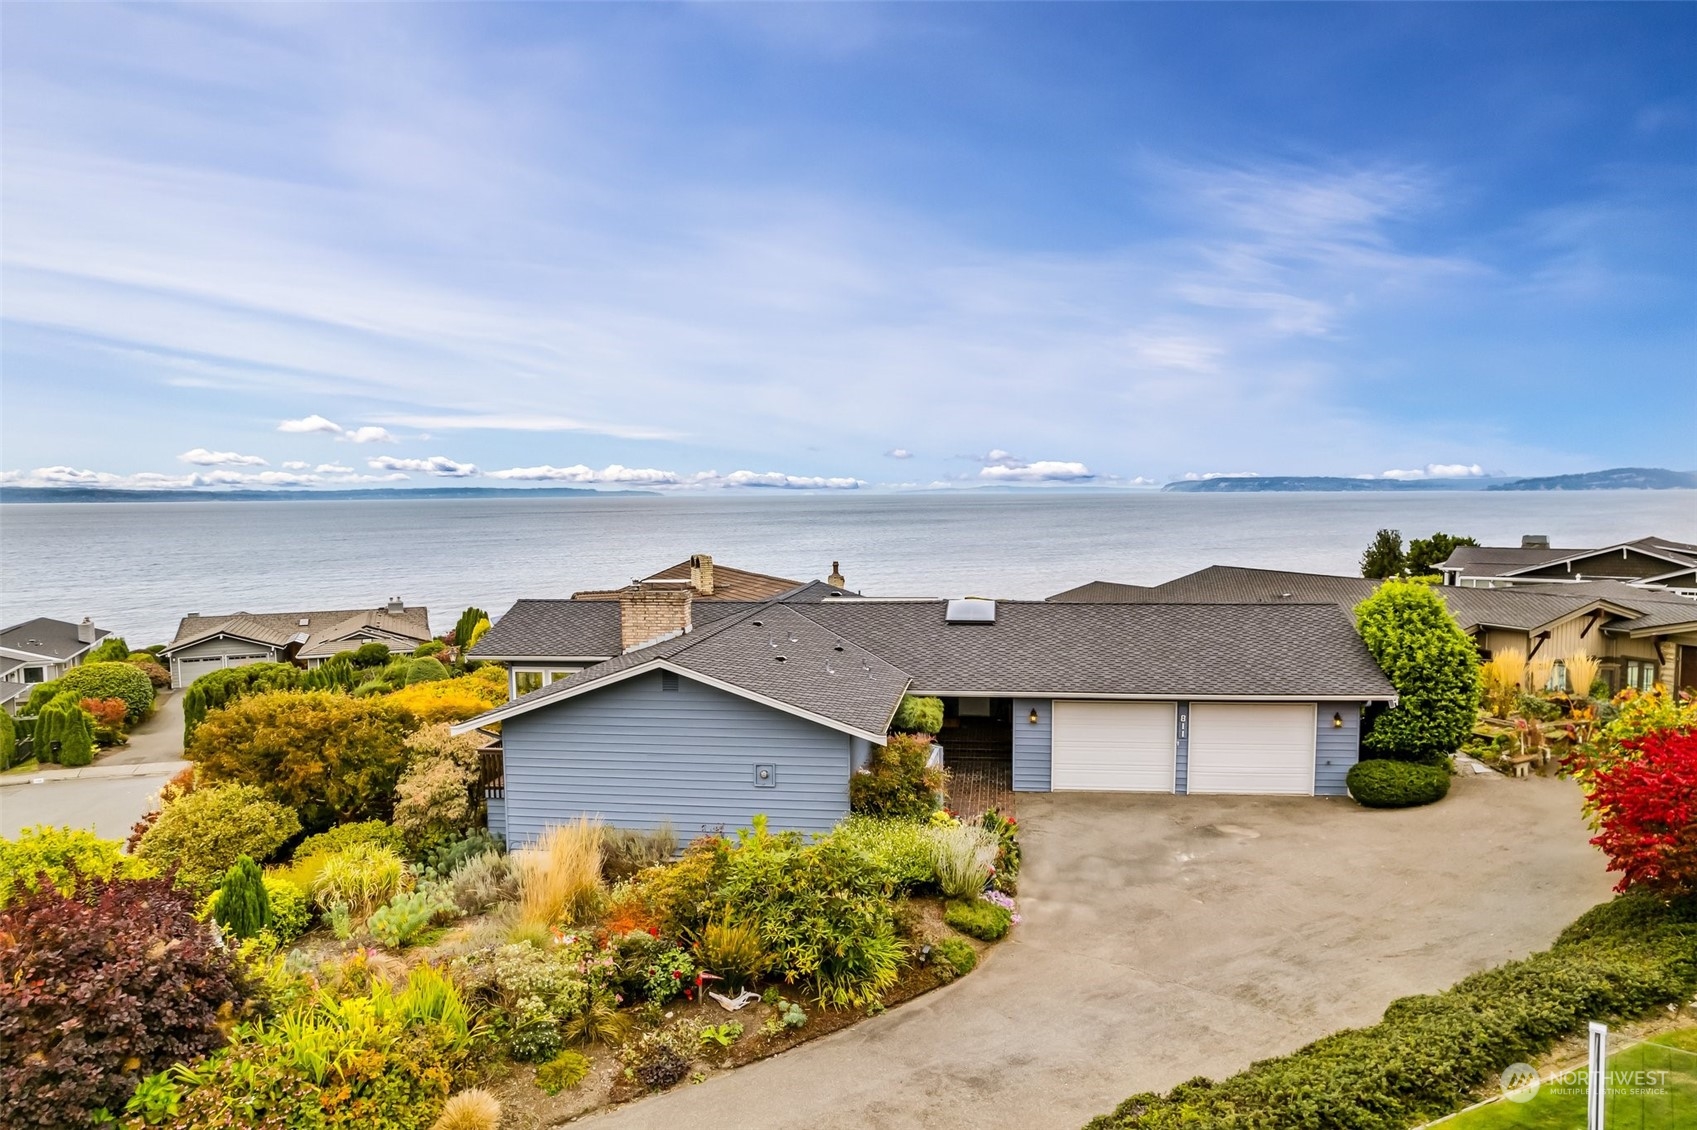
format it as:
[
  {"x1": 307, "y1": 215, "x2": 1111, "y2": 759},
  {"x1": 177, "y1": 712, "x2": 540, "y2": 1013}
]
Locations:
[{"x1": 584, "y1": 772, "x2": 1612, "y2": 1130}]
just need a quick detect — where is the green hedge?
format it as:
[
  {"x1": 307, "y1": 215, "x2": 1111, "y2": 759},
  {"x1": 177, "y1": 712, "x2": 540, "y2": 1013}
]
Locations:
[
  {"x1": 944, "y1": 898, "x2": 1012, "y2": 941},
  {"x1": 27, "y1": 662, "x2": 155, "y2": 723},
  {"x1": 1346, "y1": 759, "x2": 1451, "y2": 808},
  {"x1": 1084, "y1": 892, "x2": 1697, "y2": 1130}
]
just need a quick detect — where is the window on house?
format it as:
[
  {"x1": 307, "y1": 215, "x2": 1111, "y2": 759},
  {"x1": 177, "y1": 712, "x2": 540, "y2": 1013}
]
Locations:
[
  {"x1": 514, "y1": 671, "x2": 544, "y2": 696},
  {"x1": 22, "y1": 667, "x2": 45, "y2": 683},
  {"x1": 1547, "y1": 660, "x2": 1568, "y2": 694},
  {"x1": 1625, "y1": 660, "x2": 1660, "y2": 693},
  {"x1": 546, "y1": 669, "x2": 579, "y2": 685}
]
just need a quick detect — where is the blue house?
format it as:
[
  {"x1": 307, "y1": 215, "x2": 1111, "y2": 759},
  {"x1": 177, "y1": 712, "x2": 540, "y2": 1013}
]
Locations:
[{"x1": 457, "y1": 582, "x2": 1397, "y2": 846}]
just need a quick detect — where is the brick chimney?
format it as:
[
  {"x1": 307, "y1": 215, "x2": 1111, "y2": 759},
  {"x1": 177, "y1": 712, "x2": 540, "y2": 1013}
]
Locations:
[
  {"x1": 827, "y1": 561, "x2": 845, "y2": 589},
  {"x1": 689, "y1": 554, "x2": 714, "y2": 596},
  {"x1": 621, "y1": 585, "x2": 693, "y2": 651},
  {"x1": 78, "y1": 617, "x2": 97, "y2": 644}
]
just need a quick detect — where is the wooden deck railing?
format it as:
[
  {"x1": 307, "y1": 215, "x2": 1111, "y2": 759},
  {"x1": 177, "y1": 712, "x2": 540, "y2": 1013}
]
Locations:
[{"x1": 479, "y1": 747, "x2": 505, "y2": 801}]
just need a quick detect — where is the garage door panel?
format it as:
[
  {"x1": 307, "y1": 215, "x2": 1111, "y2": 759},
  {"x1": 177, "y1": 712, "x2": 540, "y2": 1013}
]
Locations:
[
  {"x1": 1188, "y1": 703, "x2": 1315, "y2": 795},
  {"x1": 1052, "y1": 701, "x2": 1175, "y2": 792}
]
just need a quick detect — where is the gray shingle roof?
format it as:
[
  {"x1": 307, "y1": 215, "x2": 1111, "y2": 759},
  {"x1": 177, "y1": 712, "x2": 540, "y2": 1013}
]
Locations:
[
  {"x1": 164, "y1": 606, "x2": 431, "y2": 656},
  {"x1": 458, "y1": 597, "x2": 1397, "y2": 739},
  {"x1": 1, "y1": 617, "x2": 110, "y2": 662},
  {"x1": 1047, "y1": 580, "x2": 1157, "y2": 602}
]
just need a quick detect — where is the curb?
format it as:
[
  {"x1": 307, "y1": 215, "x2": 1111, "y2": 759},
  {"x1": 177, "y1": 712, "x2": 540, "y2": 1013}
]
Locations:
[{"x1": 0, "y1": 760, "x2": 190, "y2": 788}]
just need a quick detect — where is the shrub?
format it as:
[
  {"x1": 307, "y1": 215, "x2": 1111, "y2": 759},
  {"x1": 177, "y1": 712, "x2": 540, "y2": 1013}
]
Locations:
[
  {"x1": 180, "y1": 662, "x2": 309, "y2": 738},
  {"x1": 0, "y1": 825, "x2": 156, "y2": 906},
  {"x1": 933, "y1": 936, "x2": 977, "y2": 977},
  {"x1": 1084, "y1": 891, "x2": 1697, "y2": 1130},
  {"x1": 1570, "y1": 728, "x2": 1697, "y2": 895},
  {"x1": 86, "y1": 636, "x2": 130, "y2": 663},
  {"x1": 419, "y1": 829, "x2": 500, "y2": 879},
  {"x1": 392, "y1": 656, "x2": 452, "y2": 686},
  {"x1": 204, "y1": 873, "x2": 311, "y2": 944},
  {"x1": 931, "y1": 824, "x2": 998, "y2": 900},
  {"x1": 30, "y1": 661, "x2": 154, "y2": 723},
  {"x1": 386, "y1": 669, "x2": 508, "y2": 724},
  {"x1": 1480, "y1": 647, "x2": 1527, "y2": 716},
  {"x1": 604, "y1": 823, "x2": 678, "y2": 881},
  {"x1": 0, "y1": 711, "x2": 13, "y2": 771},
  {"x1": 621, "y1": 1027, "x2": 694, "y2": 1090},
  {"x1": 0, "y1": 875, "x2": 247, "y2": 1126},
  {"x1": 371, "y1": 883, "x2": 459, "y2": 948},
  {"x1": 981, "y1": 808, "x2": 1021, "y2": 892},
  {"x1": 535, "y1": 1050, "x2": 590, "y2": 1094},
  {"x1": 431, "y1": 1088, "x2": 502, "y2": 1130},
  {"x1": 826, "y1": 817, "x2": 938, "y2": 890},
  {"x1": 135, "y1": 783, "x2": 301, "y2": 894},
  {"x1": 451, "y1": 942, "x2": 590, "y2": 1061},
  {"x1": 128, "y1": 656, "x2": 172, "y2": 688},
  {"x1": 443, "y1": 851, "x2": 517, "y2": 917},
  {"x1": 211, "y1": 855, "x2": 271, "y2": 939},
  {"x1": 850, "y1": 732, "x2": 946, "y2": 819},
  {"x1": 695, "y1": 912, "x2": 769, "y2": 992},
  {"x1": 187, "y1": 690, "x2": 418, "y2": 830},
  {"x1": 1354, "y1": 579, "x2": 1481, "y2": 763},
  {"x1": 453, "y1": 607, "x2": 489, "y2": 653},
  {"x1": 35, "y1": 693, "x2": 95, "y2": 766},
  {"x1": 891, "y1": 694, "x2": 944, "y2": 735},
  {"x1": 945, "y1": 897, "x2": 1013, "y2": 941},
  {"x1": 80, "y1": 695, "x2": 128, "y2": 744},
  {"x1": 394, "y1": 724, "x2": 484, "y2": 850},
  {"x1": 515, "y1": 817, "x2": 605, "y2": 930},
  {"x1": 1346, "y1": 759, "x2": 1452, "y2": 808},
  {"x1": 295, "y1": 819, "x2": 408, "y2": 861},
  {"x1": 312, "y1": 841, "x2": 408, "y2": 921},
  {"x1": 414, "y1": 639, "x2": 447, "y2": 658}
]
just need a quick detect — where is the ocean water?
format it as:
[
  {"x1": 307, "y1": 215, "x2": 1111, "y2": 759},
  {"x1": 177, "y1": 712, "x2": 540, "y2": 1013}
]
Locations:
[{"x1": 2, "y1": 490, "x2": 1694, "y2": 646}]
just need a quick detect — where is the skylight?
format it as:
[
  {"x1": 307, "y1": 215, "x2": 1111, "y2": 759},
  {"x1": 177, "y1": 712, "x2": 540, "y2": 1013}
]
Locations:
[{"x1": 945, "y1": 598, "x2": 996, "y2": 624}]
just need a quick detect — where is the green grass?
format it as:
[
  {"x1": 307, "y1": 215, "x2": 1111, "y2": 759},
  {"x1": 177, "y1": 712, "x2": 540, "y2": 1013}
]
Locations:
[
  {"x1": 1, "y1": 757, "x2": 41, "y2": 777},
  {"x1": 1431, "y1": 1028, "x2": 1697, "y2": 1129}
]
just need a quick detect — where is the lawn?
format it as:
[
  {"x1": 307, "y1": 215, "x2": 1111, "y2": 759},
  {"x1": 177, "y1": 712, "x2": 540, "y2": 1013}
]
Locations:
[{"x1": 1429, "y1": 1028, "x2": 1697, "y2": 1129}]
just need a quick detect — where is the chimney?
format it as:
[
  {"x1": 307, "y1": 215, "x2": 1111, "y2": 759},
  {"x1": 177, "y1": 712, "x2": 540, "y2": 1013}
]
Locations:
[
  {"x1": 827, "y1": 561, "x2": 845, "y2": 589},
  {"x1": 1521, "y1": 535, "x2": 1550, "y2": 550},
  {"x1": 620, "y1": 585, "x2": 693, "y2": 651},
  {"x1": 77, "y1": 617, "x2": 96, "y2": 644},
  {"x1": 386, "y1": 597, "x2": 405, "y2": 614},
  {"x1": 689, "y1": 554, "x2": 715, "y2": 596}
]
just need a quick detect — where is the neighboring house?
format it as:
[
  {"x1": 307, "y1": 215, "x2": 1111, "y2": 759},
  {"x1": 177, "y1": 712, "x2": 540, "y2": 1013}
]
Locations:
[
  {"x1": 470, "y1": 553, "x2": 857, "y2": 698},
  {"x1": 158, "y1": 599, "x2": 432, "y2": 687},
  {"x1": 1437, "y1": 534, "x2": 1697, "y2": 593},
  {"x1": 455, "y1": 594, "x2": 1395, "y2": 843},
  {"x1": 0, "y1": 616, "x2": 110, "y2": 714},
  {"x1": 1051, "y1": 565, "x2": 1697, "y2": 696}
]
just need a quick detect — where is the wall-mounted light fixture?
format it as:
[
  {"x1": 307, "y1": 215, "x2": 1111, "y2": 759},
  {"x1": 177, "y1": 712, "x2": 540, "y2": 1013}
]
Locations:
[
  {"x1": 1332, "y1": 712, "x2": 1344, "y2": 729},
  {"x1": 1028, "y1": 708, "x2": 1040, "y2": 725}
]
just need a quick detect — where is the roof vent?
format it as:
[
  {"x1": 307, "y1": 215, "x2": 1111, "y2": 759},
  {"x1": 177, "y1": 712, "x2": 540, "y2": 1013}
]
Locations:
[
  {"x1": 945, "y1": 598, "x2": 996, "y2": 624},
  {"x1": 298, "y1": 618, "x2": 310, "y2": 627},
  {"x1": 1522, "y1": 535, "x2": 1550, "y2": 549}
]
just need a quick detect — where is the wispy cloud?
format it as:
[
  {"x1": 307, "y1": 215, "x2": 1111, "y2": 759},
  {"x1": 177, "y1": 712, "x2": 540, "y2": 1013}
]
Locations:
[
  {"x1": 276, "y1": 415, "x2": 395, "y2": 443},
  {"x1": 486, "y1": 463, "x2": 681, "y2": 484},
  {"x1": 1370, "y1": 462, "x2": 1486, "y2": 481},
  {"x1": 367, "y1": 454, "x2": 478, "y2": 477},
  {"x1": 178, "y1": 447, "x2": 268, "y2": 467}
]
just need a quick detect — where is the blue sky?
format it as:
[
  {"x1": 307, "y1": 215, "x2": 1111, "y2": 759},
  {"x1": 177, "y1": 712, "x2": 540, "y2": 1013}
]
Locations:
[{"x1": 2, "y1": 3, "x2": 1693, "y2": 491}]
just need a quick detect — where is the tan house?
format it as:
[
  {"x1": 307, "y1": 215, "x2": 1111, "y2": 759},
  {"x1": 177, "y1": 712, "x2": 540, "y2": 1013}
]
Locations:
[
  {"x1": 159, "y1": 599, "x2": 432, "y2": 687},
  {"x1": 1050, "y1": 566, "x2": 1697, "y2": 695},
  {"x1": 1437, "y1": 534, "x2": 1697, "y2": 593}
]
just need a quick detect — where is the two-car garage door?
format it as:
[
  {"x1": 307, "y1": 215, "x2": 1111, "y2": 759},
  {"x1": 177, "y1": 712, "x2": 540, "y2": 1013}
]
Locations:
[{"x1": 1051, "y1": 701, "x2": 1316, "y2": 795}]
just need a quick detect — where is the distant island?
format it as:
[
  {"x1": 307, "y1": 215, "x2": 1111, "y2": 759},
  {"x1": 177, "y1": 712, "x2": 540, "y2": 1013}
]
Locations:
[
  {"x1": 0, "y1": 485, "x2": 661, "y2": 504},
  {"x1": 1484, "y1": 467, "x2": 1697, "y2": 491},
  {"x1": 1163, "y1": 467, "x2": 1696, "y2": 493}
]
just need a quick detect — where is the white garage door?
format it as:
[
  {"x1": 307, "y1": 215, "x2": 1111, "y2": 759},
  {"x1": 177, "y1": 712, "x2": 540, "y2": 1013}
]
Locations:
[
  {"x1": 175, "y1": 653, "x2": 268, "y2": 687},
  {"x1": 1052, "y1": 701, "x2": 1176, "y2": 791},
  {"x1": 1187, "y1": 703, "x2": 1316, "y2": 795}
]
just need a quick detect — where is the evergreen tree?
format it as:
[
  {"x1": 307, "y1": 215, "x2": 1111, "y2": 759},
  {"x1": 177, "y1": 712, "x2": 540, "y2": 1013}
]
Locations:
[
  {"x1": 212, "y1": 855, "x2": 272, "y2": 939},
  {"x1": 1406, "y1": 532, "x2": 1477, "y2": 577},
  {"x1": 36, "y1": 695, "x2": 95, "y2": 767},
  {"x1": 1354, "y1": 579, "x2": 1482, "y2": 763},
  {"x1": 1360, "y1": 528, "x2": 1407, "y2": 579}
]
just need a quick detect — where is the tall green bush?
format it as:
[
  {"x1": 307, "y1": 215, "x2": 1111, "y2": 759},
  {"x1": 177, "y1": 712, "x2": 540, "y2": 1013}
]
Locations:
[
  {"x1": 27, "y1": 661, "x2": 153, "y2": 722},
  {"x1": 1354, "y1": 579, "x2": 1481, "y2": 763},
  {"x1": 181, "y1": 662, "x2": 304, "y2": 740},
  {"x1": 454, "y1": 607, "x2": 488, "y2": 652},
  {"x1": 135, "y1": 783, "x2": 301, "y2": 893},
  {"x1": 891, "y1": 694, "x2": 944, "y2": 735},
  {"x1": 36, "y1": 693, "x2": 95, "y2": 767},
  {"x1": 850, "y1": 733, "x2": 945, "y2": 819},
  {"x1": 86, "y1": 636, "x2": 130, "y2": 663},
  {"x1": 0, "y1": 710, "x2": 14, "y2": 770},
  {"x1": 211, "y1": 855, "x2": 272, "y2": 939}
]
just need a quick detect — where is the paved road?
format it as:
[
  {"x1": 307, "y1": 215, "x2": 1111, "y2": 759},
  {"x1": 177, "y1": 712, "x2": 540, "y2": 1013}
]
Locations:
[
  {"x1": 1, "y1": 765, "x2": 179, "y2": 840},
  {"x1": 582, "y1": 774, "x2": 1612, "y2": 1130}
]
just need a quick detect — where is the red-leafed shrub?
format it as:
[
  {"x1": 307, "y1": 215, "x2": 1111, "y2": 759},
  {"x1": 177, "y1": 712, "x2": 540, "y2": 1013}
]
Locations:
[
  {"x1": 79, "y1": 697, "x2": 127, "y2": 730},
  {"x1": 1569, "y1": 728, "x2": 1697, "y2": 895},
  {"x1": 0, "y1": 874, "x2": 248, "y2": 1125}
]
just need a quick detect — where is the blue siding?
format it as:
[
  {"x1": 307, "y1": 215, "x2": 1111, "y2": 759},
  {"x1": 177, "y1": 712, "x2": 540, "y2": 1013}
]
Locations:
[
  {"x1": 1173, "y1": 702, "x2": 1190, "y2": 795},
  {"x1": 1012, "y1": 697, "x2": 1052, "y2": 791},
  {"x1": 1313, "y1": 701, "x2": 1361, "y2": 796},
  {"x1": 499, "y1": 670, "x2": 853, "y2": 846},
  {"x1": 486, "y1": 798, "x2": 506, "y2": 842}
]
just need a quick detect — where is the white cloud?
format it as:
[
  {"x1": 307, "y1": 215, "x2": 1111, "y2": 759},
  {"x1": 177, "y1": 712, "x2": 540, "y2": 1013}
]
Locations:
[
  {"x1": 1, "y1": 465, "x2": 318, "y2": 489},
  {"x1": 978, "y1": 459, "x2": 1095, "y2": 483},
  {"x1": 343, "y1": 425, "x2": 396, "y2": 444},
  {"x1": 367, "y1": 454, "x2": 479, "y2": 477},
  {"x1": 1182, "y1": 471, "x2": 1261, "y2": 480},
  {"x1": 979, "y1": 449, "x2": 1023, "y2": 468},
  {"x1": 277, "y1": 414, "x2": 344, "y2": 435},
  {"x1": 177, "y1": 447, "x2": 269, "y2": 467},
  {"x1": 282, "y1": 460, "x2": 311, "y2": 470},
  {"x1": 885, "y1": 448, "x2": 913, "y2": 459},
  {"x1": 315, "y1": 462, "x2": 354, "y2": 473},
  {"x1": 1373, "y1": 463, "x2": 1486, "y2": 481},
  {"x1": 486, "y1": 463, "x2": 681, "y2": 484},
  {"x1": 691, "y1": 470, "x2": 865, "y2": 490}
]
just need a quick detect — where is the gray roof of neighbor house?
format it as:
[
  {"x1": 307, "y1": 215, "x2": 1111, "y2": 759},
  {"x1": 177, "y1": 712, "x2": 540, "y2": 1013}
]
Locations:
[
  {"x1": 470, "y1": 582, "x2": 864, "y2": 662},
  {"x1": 0, "y1": 617, "x2": 110, "y2": 662},
  {"x1": 163, "y1": 605, "x2": 431, "y2": 657},
  {"x1": 1440, "y1": 536, "x2": 1697, "y2": 578},
  {"x1": 1047, "y1": 565, "x2": 1697, "y2": 635},
  {"x1": 0, "y1": 679, "x2": 29, "y2": 705},
  {"x1": 573, "y1": 559, "x2": 805, "y2": 603},
  {"x1": 1046, "y1": 580, "x2": 1158, "y2": 602},
  {"x1": 456, "y1": 597, "x2": 1397, "y2": 741}
]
